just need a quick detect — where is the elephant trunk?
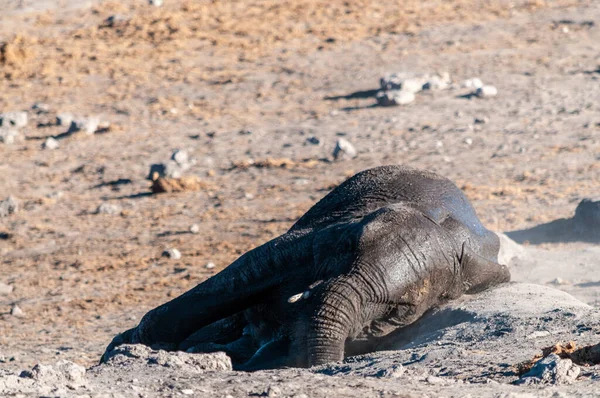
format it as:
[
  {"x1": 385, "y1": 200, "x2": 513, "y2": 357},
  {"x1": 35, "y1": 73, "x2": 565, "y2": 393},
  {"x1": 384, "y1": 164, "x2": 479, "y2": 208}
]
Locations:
[
  {"x1": 307, "y1": 279, "x2": 362, "y2": 366},
  {"x1": 135, "y1": 231, "x2": 314, "y2": 346}
]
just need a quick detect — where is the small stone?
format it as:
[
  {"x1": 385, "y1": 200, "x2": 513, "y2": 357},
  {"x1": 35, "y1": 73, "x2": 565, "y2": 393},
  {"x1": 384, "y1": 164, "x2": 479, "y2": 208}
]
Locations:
[
  {"x1": 0, "y1": 128, "x2": 18, "y2": 144},
  {"x1": 0, "y1": 196, "x2": 19, "y2": 217},
  {"x1": 527, "y1": 330, "x2": 551, "y2": 339},
  {"x1": 0, "y1": 282, "x2": 14, "y2": 295},
  {"x1": 474, "y1": 117, "x2": 488, "y2": 124},
  {"x1": 401, "y1": 77, "x2": 428, "y2": 93},
  {"x1": 463, "y1": 78, "x2": 484, "y2": 89},
  {"x1": 42, "y1": 137, "x2": 59, "y2": 150},
  {"x1": 238, "y1": 129, "x2": 252, "y2": 135},
  {"x1": 376, "y1": 90, "x2": 415, "y2": 106},
  {"x1": 70, "y1": 117, "x2": 100, "y2": 135},
  {"x1": 181, "y1": 390, "x2": 194, "y2": 395},
  {"x1": 244, "y1": 192, "x2": 254, "y2": 200},
  {"x1": 11, "y1": 305, "x2": 24, "y2": 317},
  {"x1": 205, "y1": 262, "x2": 216, "y2": 269},
  {"x1": 189, "y1": 224, "x2": 200, "y2": 234},
  {"x1": 104, "y1": 14, "x2": 129, "y2": 28},
  {"x1": 422, "y1": 73, "x2": 450, "y2": 91},
  {"x1": 32, "y1": 103, "x2": 50, "y2": 114},
  {"x1": 306, "y1": 136, "x2": 320, "y2": 145},
  {"x1": 171, "y1": 149, "x2": 189, "y2": 166},
  {"x1": 550, "y1": 277, "x2": 571, "y2": 285},
  {"x1": 0, "y1": 111, "x2": 28, "y2": 128},
  {"x1": 464, "y1": 138, "x2": 473, "y2": 146},
  {"x1": 475, "y1": 85, "x2": 498, "y2": 98},
  {"x1": 380, "y1": 73, "x2": 404, "y2": 90},
  {"x1": 163, "y1": 248, "x2": 182, "y2": 260},
  {"x1": 517, "y1": 354, "x2": 580, "y2": 385},
  {"x1": 149, "y1": 0, "x2": 163, "y2": 6},
  {"x1": 56, "y1": 113, "x2": 74, "y2": 127},
  {"x1": 332, "y1": 138, "x2": 357, "y2": 160},
  {"x1": 95, "y1": 203, "x2": 121, "y2": 215}
]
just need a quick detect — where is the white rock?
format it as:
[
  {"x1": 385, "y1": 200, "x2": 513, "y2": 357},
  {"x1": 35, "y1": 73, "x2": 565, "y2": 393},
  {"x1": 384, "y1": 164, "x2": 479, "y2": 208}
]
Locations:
[
  {"x1": 32, "y1": 103, "x2": 50, "y2": 114},
  {"x1": 171, "y1": 149, "x2": 189, "y2": 166},
  {"x1": 376, "y1": 90, "x2": 415, "y2": 106},
  {"x1": 0, "y1": 196, "x2": 19, "y2": 217},
  {"x1": 0, "y1": 282, "x2": 14, "y2": 295},
  {"x1": 96, "y1": 203, "x2": 121, "y2": 215},
  {"x1": 0, "y1": 128, "x2": 18, "y2": 144},
  {"x1": 163, "y1": 248, "x2": 182, "y2": 260},
  {"x1": 423, "y1": 73, "x2": 450, "y2": 91},
  {"x1": 149, "y1": 0, "x2": 163, "y2": 6},
  {"x1": 332, "y1": 138, "x2": 357, "y2": 160},
  {"x1": 72, "y1": 117, "x2": 100, "y2": 135},
  {"x1": 42, "y1": 137, "x2": 59, "y2": 150},
  {"x1": 181, "y1": 390, "x2": 194, "y2": 395},
  {"x1": 56, "y1": 113, "x2": 74, "y2": 127},
  {"x1": 11, "y1": 305, "x2": 24, "y2": 317},
  {"x1": 0, "y1": 111, "x2": 28, "y2": 128},
  {"x1": 189, "y1": 224, "x2": 200, "y2": 234},
  {"x1": 205, "y1": 262, "x2": 216, "y2": 269},
  {"x1": 475, "y1": 85, "x2": 498, "y2": 98},
  {"x1": 463, "y1": 78, "x2": 484, "y2": 89},
  {"x1": 401, "y1": 77, "x2": 428, "y2": 94}
]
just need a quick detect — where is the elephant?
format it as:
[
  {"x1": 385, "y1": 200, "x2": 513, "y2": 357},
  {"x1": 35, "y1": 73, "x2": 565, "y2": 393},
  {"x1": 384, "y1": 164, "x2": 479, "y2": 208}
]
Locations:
[{"x1": 101, "y1": 165, "x2": 510, "y2": 370}]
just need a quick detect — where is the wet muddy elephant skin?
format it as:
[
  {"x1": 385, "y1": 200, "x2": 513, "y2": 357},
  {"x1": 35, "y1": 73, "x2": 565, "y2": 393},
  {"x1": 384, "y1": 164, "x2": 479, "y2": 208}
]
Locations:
[{"x1": 101, "y1": 165, "x2": 510, "y2": 370}]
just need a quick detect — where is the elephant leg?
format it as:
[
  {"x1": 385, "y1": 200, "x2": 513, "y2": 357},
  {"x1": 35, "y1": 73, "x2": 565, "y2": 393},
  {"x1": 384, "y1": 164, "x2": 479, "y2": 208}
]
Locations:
[
  {"x1": 461, "y1": 244, "x2": 510, "y2": 294},
  {"x1": 178, "y1": 312, "x2": 246, "y2": 351},
  {"x1": 235, "y1": 338, "x2": 292, "y2": 371}
]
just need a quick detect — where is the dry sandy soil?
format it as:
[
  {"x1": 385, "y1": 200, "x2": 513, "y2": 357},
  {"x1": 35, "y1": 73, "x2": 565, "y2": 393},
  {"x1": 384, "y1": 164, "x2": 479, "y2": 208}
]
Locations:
[{"x1": 1, "y1": 0, "x2": 599, "y2": 396}]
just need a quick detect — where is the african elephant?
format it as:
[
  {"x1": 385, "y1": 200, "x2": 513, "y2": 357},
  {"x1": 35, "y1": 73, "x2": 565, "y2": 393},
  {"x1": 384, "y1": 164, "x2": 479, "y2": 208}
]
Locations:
[{"x1": 101, "y1": 165, "x2": 510, "y2": 370}]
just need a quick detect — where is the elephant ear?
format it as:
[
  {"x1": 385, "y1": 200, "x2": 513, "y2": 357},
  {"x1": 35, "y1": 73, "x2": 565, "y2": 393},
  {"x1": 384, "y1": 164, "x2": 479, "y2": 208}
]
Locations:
[{"x1": 460, "y1": 242, "x2": 510, "y2": 294}]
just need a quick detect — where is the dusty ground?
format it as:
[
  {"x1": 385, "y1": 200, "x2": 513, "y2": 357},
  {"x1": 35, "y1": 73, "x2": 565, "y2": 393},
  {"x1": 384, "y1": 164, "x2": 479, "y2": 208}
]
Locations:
[{"x1": 1, "y1": 0, "x2": 599, "y2": 396}]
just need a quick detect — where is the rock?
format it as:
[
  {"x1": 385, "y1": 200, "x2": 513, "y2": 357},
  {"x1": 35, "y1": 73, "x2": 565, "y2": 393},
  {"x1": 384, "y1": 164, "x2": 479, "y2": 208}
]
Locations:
[
  {"x1": 422, "y1": 73, "x2": 450, "y2": 91},
  {"x1": 42, "y1": 137, "x2": 59, "y2": 150},
  {"x1": 70, "y1": 117, "x2": 99, "y2": 135},
  {"x1": 103, "y1": 344, "x2": 232, "y2": 371},
  {"x1": 0, "y1": 111, "x2": 28, "y2": 128},
  {"x1": 95, "y1": 203, "x2": 121, "y2": 215},
  {"x1": 171, "y1": 149, "x2": 190, "y2": 166},
  {"x1": 163, "y1": 248, "x2": 182, "y2": 260},
  {"x1": 56, "y1": 113, "x2": 73, "y2": 127},
  {"x1": 574, "y1": 198, "x2": 600, "y2": 226},
  {"x1": 517, "y1": 354, "x2": 580, "y2": 385},
  {"x1": 104, "y1": 14, "x2": 129, "y2": 28},
  {"x1": 181, "y1": 389, "x2": 194, "y2": 395},
  {"x1": 21, "y1": 360, "x2": 86, "y2": 388},
  {"x1": 0, "y1": 128, "x2": 18, "y2": 144},
  {"x1": 10, "y1": 305, "x2": 24, "y2": 317},
  {"x1": 149, "y1": 0, "x2": 163, "y2": 6},
  {"x1": 189, "y1": 224, "x2": 200, "y2": 234},
  {"x1": 148, "y1": 150, "x2": 195, "y2": 180},
  {"x1": 379, "y1": 73, "x2": 404, "y2": 90},
  {"x1": 0, "y1": 283, "x2": 14, "y2": 295},
  {"x1": 475, "y1": 85, "x2": 498, "y2": 98},
  {"x1": 380, "y1": 73, "x2": 428, "y2": 93},
  {"x1": 31, "y1": 103, "x2": 50, "y2": 114},
  {"x1": 267, "y1": 385, "x2": 282, "y2": 397},
  {"x1": 306, "y1": 136, "x2": 321, "y2": 145},
  {"x1": 474, "y1": 117, "x2": 488, "y2": 124},
  {"x1": 332, "y1": 138, "x2": 357, "y2": 160},
  {"x1": 205, "y1": 262, "x2": 216, "y2": 269},
  {"x1": 463, "y1": 78, "x2": 484, "y2": 89},
  {"x1": 0, "y1": 197, "x2": 19, "y2": 217},
  {"x1": 376, "y1": 90, "x2": 415, "y2": 106}
]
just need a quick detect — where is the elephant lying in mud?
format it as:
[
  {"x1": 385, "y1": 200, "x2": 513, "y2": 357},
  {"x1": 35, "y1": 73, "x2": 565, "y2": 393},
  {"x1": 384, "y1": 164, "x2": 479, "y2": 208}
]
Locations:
[{"x1": 101, "y1": 165, "x2": 510, "y2": 370}]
